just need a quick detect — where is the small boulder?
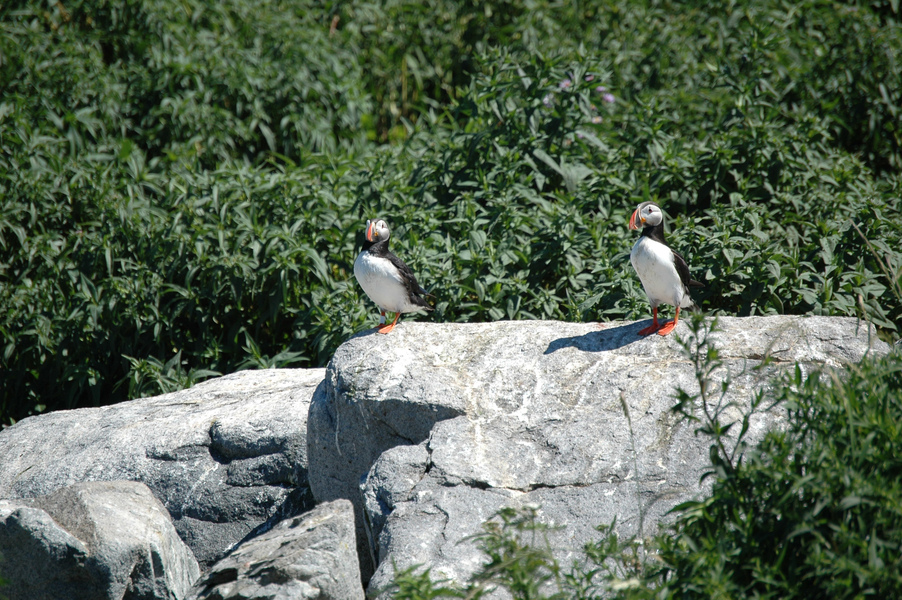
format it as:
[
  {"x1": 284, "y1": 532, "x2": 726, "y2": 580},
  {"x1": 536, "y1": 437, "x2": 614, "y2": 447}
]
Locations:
[
  {"x1": 0, "y1": 480, "x2": 200, "y2": 600},
  {"x1": 0, "y1": 368, "x2": 323, "y2": 567},
  {"x1": 189, "y1": 498, "x2": 364, "y2": 600}
]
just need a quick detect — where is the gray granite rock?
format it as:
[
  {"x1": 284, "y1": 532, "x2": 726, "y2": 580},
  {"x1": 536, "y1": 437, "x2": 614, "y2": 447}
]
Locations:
[
  {"x1": 305, "y1": 316, "x2": 887, "y2": 591},
  {"x1": 0, "y1": 368, "x2": 324, "y2": 567},
  {"x1": 189, "y1": 499, "x2": 363, "y2": 600},
  {"x1": 0, "y1": 316, "x2": 885, "y2": 597},
  {"x1": 0, "y1": 480, "x2": 200, "y2": 600}
]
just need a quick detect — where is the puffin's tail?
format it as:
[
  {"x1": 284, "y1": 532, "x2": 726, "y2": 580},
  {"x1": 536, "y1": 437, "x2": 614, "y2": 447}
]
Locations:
[
  {"x1": 414, "y1": 287, "x2": 435, "y2": 311},
  {"x1": 681, "y1": 279, "x2": 704, "y2": 311}
]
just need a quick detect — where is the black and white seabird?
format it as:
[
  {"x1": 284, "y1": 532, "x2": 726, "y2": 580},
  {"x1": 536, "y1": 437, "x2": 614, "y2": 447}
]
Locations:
[
  {"x1": 353, "y1": 218, "x2": 433, "y2": 334},
  {"x1": 629, "y1": 201, "x2": 703, "y2": 336}
]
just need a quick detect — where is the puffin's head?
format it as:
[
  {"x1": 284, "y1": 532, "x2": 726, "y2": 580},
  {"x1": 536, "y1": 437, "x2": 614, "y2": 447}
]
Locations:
[
  {"x1": 629, "y1": 201, "x2": 663, "y2": 230},
  {"x1": 365, "y1": 219, "x2": 391, "y2": 243}
]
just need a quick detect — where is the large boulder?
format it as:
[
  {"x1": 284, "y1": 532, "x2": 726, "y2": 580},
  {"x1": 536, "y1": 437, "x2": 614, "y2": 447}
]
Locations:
[
  {"x1": 0, "y1": 480, "x2": 200, "y2": 600},
  {"x1": 0, "y1": 368, "x2": 323, "y2": 567},
  {"x1": 189, "y1": 499, "x2": 364, "y2": 600},
  {"x1": 306, "y1": 316, "x2": 888, "y2": 590}
]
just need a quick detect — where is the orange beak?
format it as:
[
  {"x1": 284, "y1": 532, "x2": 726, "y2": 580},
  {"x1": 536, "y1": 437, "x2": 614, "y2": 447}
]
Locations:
[
  {"x1": 629, "y1": 208, "x2": 642, "y2": 230},
  {"x1": 365, "y1": 221, "x2": 376, "y2": 242}
]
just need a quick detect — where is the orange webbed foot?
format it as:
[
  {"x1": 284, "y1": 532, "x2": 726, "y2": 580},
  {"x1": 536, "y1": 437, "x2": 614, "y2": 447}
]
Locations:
[
  {"x1": 657, "y1": 320, "x2": 677, "y2": 336},
  {"x1": 656, "y1": 307, "x2": 681, "y2": 336},
  {"x1": 376, "y1": 312, "x2": 401, "y2": 334},
  {"x1": 638, "y1": 323, "x2": 662, "y2": 336},
  {"x1": 638, "y1": 307, "x2": 660, "y2": 336}
]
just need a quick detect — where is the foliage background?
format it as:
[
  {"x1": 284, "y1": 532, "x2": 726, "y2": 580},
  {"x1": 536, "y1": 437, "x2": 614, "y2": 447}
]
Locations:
[{"x1": 1, "y1": 0, "x2": 900, "y2": 424}]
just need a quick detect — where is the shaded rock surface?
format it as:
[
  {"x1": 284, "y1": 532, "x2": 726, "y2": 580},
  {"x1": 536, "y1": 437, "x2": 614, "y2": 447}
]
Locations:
[
  {"x1": 0, "y1": 480, "x2": 200, "y2": 600},
  {"x1": 306, "y1": 316, "x2": 887, "y2": 590},
  {"x1": 189, "y1": 498, "x2": 364, "y2": 600},
  {"x1": 0, "y1": 368, "x2": 323, "y2": 567}
]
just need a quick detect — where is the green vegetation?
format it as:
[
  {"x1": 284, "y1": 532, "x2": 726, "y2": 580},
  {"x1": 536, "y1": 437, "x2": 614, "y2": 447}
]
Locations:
[
  {"x1": 2, "y1": 2, "x2": 900, "y2": 595},
  {"x1": 1, "y1": 0, "x2": 900, "y2": 426},
  {"x1": 386, "y1": 316, "x2": 902, "y2": 599}
]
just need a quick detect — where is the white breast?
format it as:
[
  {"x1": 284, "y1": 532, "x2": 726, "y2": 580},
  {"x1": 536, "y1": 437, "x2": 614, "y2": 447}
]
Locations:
[
  {"x1": 353, "y1": 251, "x2": 422, "y2": 314},
  {"x1": 630, "y1": 236, "x2": 691, "y2": 308}
]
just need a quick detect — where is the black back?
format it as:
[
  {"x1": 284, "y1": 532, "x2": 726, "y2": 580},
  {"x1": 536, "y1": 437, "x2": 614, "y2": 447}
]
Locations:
[{"x1": 365, "y1": 238, "x2": 433, "y2": 310}]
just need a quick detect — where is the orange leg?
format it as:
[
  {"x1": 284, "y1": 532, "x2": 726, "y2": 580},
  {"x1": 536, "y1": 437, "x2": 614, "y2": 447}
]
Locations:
[
  {"x1": 657, "y1": 306, "x2": 680, "y2": 336},
  {"x1": 638, "y1": 307, "x2": 662, "y2": 336},
  {"x1": 377, "y1": 312, "x2": 402, "y2": 334}
]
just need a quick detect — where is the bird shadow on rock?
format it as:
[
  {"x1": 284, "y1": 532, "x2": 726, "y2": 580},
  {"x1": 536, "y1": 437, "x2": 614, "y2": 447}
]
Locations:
[{"x1": 544, "y1": 321, "x2": 648, "y2": 354}]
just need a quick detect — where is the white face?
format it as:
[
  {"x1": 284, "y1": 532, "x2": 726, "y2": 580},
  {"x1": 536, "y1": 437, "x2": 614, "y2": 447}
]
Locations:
[
  {"x1": 365, "y1": 219, "x2": 391, "y2": 243},
  {"x1": 635, "y1": 202, "x2": 663, "y2": 227}
]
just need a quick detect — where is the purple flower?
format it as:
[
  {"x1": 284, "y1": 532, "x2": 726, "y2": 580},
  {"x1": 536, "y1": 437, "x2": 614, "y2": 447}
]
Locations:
[
  {"x1": 603, "y1": 93, "x2": 615, "y2": 104},
  {"x1": 559, "y1": 79, "x2": 572, "y2": 90},
  {"x1": 542, "y1": 93, "x2": 554, "y2": 107},
  {"x1": 595, "y1": 85, "x2": 607, "y2": 93},
  {"x1": 584, "y1": 74, "x2": 595, "y2": 82},
  {"x1": 591, "y1": 115, "x2": 603, "y2": 124}
]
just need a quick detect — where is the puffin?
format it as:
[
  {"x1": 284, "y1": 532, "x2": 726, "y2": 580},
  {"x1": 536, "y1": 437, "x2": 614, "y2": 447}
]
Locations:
[
  {"x1": 353, "y1": 218, "x2": 433, "y2": 334},
  {"x1": 628, "y1": 201, "x2": 703, "y2": 336}
]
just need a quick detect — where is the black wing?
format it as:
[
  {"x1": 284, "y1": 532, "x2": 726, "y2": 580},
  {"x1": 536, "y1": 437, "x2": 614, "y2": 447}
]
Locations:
[
  {"x1": 387, "y1": 252, "x2": 434, "y2": 310},
  {"x1": 671, "y1": 249, "x2": 704, "y2": 289}
]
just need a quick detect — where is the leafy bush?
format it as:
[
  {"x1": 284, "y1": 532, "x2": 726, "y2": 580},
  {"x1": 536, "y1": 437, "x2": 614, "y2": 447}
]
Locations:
[
  {"x1": 385, "y1": 316, "x2": 902, "y2": 599},
  {"x1": 1, "y1": 0, "x2": 901, "y2": 424},
  {"x1": 0, "y1": 0, "x2": 370, "y2": 420},
  {"x1": 336, "y1": 0, "x2": 902, "y2": 173},
  {"x1": 0, "y1": 0, "x2": 371, "y2": 164}
]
